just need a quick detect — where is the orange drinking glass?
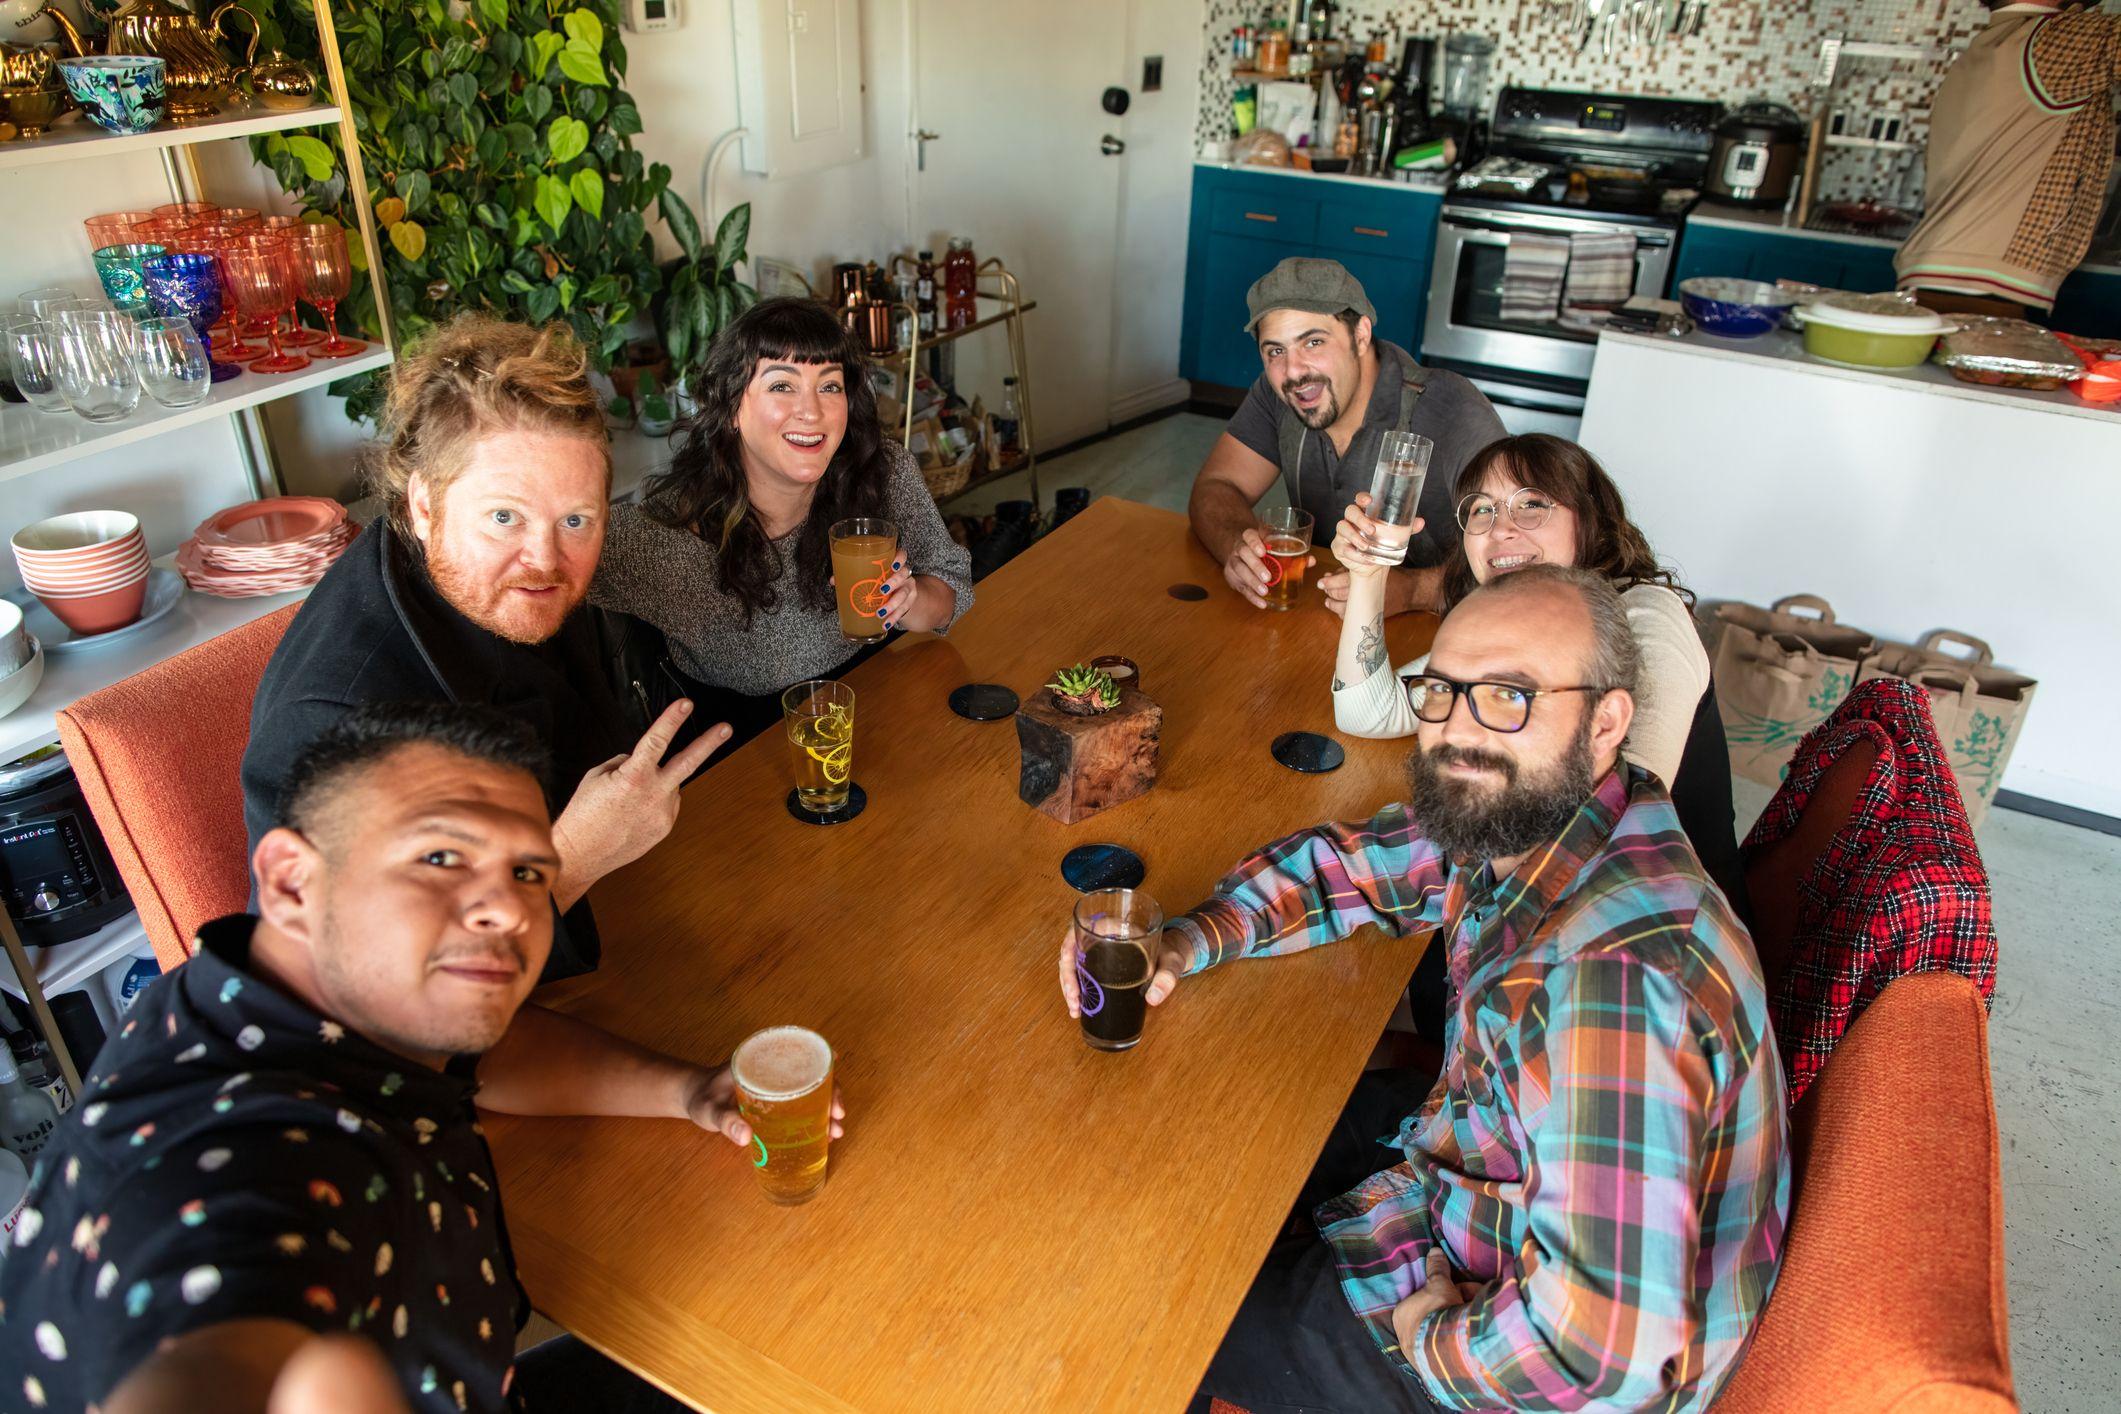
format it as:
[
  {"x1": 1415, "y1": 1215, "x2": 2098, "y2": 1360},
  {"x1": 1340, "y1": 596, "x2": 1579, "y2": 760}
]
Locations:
[
  {"x1": 223, "y1": 237, "x2": 309, "y2": 374},
  {"x1": 254, "y1": 216, "x2": 319, "y2": 343},
  {"x1": 84, "y1": 211, "x2": 155, "y2": 251},
  {"x1": 292, "y1": 222, "x2": 364, "y2": 358},
  {"x1": 152, "y1": 200, "x2": 220, "y2": 221},
  {"x1": 217, "y1": 207, "x2": 262, "y2": 226}
]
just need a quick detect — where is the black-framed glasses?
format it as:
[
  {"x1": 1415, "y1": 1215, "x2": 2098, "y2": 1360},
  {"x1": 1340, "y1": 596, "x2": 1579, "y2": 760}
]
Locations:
[
  {"x1": 1404, "y1": 673, "x2": 1606, "y2": 733},
  {"x1": 1456, "y1": 487, "x2": 1558, "y2": 536}
]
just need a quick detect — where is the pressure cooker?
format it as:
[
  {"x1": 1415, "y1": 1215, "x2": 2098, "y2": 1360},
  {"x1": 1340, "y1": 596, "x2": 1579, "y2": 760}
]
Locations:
[{"x1": 1706, "y1": 101, "x2": 1804, "y2": 209}]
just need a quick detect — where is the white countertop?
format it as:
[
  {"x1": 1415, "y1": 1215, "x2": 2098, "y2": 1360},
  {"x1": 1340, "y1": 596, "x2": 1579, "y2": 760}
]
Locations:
[
  {"x1": 1597, "y1": 326, "x2": 2121, "y2": 424},
  {"x1": 1193, "y1": 157, "x2": 1450, "y2": 195},
  {"x1": 1684, "y1": 200, "x2": 2121, "y2": 276},
  {"x1": 0, "y1": 554, "x2": 308, "y2": 763}
]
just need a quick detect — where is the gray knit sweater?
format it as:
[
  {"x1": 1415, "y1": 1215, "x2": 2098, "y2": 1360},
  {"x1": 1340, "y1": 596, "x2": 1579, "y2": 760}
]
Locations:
[{"x1": 591, "y1": 444, "x2": 974, "y2": 696}]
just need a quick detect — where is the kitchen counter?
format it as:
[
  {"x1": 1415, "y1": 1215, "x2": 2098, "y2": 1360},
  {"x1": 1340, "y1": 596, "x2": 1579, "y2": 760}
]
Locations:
[
  {"x1": 1581, "y1": 327, "x2": 2121, "y2": 820},
  {"x1": 1193, "y1": 156, "x2": 1451, "y2": 194}
]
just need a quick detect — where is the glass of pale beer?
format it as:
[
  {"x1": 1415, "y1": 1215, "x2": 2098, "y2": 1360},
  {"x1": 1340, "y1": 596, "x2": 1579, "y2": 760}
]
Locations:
[
  {"x1": 829, "y1": 517, "x2": 899, "y2": 642},
  {"x1": 783, "y1": 680, "x2": 856, "y2": 813},
  {"x1": 731, "y1": 1026, "x2": 836, "y2": 1204},
  {"x1": 1070, "y1": 889, "x2": 1164, "y2": 1052},
  {"x1": 1257, "y1": 507, "x2": 1315, "y2": 610}
]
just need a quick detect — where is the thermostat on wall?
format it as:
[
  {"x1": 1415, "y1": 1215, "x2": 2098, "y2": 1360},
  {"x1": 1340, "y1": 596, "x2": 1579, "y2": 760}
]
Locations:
[{"x1": 623, "y1": 0, "x2": 681, "y2": 32}]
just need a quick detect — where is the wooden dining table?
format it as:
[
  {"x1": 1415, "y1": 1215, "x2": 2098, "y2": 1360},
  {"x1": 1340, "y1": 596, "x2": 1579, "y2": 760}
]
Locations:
[{"x1": 486, "y1": 497, "x2": 1440, "y2": 1413}]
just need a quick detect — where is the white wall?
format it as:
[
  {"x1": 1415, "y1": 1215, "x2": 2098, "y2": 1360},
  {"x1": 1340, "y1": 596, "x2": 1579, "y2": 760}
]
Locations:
[{"x1": 1108, "y1": 0, "x2": 1205, "y2": 425}]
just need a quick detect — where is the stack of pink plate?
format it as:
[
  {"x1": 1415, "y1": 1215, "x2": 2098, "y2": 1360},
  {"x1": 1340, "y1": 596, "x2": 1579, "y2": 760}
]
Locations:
[
  {"x1": 176, "y1": 496, "x2": 357, "y2": 597},
  {"x1": 11, "y1": 511, "x2": 152, "y2": 635}
]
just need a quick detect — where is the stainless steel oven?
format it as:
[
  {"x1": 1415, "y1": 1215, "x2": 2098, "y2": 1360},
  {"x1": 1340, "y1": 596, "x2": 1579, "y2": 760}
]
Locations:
[{"x1": 1421, "y1": 203, "x2": 1678, "y2": 412}]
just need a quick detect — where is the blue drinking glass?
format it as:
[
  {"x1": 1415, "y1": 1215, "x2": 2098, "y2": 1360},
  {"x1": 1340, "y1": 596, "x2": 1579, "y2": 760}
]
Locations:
[{"x1": 141, "y1": 252, "x2": 239, "y2": 382}]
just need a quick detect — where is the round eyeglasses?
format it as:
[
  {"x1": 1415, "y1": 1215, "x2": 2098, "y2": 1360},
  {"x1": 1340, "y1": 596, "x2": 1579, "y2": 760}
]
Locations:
[
  {"x1": 1404, "y1": 673, "x2": 1606, "y2": 733},
  {"x1": 1456, "y1": 487, "x2": 1558, "y2": 537}
]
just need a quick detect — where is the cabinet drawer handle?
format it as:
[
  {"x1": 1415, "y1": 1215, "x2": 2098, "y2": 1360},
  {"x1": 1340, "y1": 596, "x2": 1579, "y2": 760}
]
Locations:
[
  {"x1": 1353, "y1": 225, "x2": 1389, "y2": 238},
  {"x1": 1243, "y1": 211, "x2": 1279, "y2": 223}
]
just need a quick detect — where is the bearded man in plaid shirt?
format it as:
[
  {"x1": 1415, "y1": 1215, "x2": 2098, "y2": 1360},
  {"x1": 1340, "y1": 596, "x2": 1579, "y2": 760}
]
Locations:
[{"x1": 1064, "y1": 565, "x2": 1789, "y2": 1412}]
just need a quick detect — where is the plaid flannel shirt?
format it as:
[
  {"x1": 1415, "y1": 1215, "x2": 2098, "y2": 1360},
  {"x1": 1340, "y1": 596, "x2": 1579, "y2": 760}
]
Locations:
[
  {"x1": 1742, "y1": 678, "x2": 1997, "y2": 1105},
  {"x1": 1171, "y1": 767, "x2": 1789, "y2": 1412}
]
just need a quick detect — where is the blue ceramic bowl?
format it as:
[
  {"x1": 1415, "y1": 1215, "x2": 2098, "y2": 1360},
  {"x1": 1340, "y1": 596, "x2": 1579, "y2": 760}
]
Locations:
[
  {"x1": 56, "y1": 56, "x2": 167, "y2": 135},
  {"x1": 1678, "y1": 277, "x2": 1799, "y2": 340}
]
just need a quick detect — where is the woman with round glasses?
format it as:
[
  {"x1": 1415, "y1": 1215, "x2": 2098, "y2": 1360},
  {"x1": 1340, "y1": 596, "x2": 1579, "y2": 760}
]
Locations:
[{"x1": 1328, "y1": 432, "x2": 1744, "y2": 916}]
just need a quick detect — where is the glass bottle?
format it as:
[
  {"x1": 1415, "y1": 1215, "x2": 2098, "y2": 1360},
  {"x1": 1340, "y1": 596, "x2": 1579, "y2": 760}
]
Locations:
[
  {"x1": 995, "y1": 376, "x2": 1022, "y2": 459},
  {"x1": 0, "y1": 1050, "x2": 60, "y2": 1161},
  {"x1": 1257, "y1": 21, "x2": 1289, "y2": 77},
  {"x1": 6, "y1": 1029, "x2": 71, "y2": 1115},
  {"x1": 944, "y1": 237, "x2": 978, "y2": 330},
  {"x1": 915, "y1": 250, "x2": 937, "y2": 337}
]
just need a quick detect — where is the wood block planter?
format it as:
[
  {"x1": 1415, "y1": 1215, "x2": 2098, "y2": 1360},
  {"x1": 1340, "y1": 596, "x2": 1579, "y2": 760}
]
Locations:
[{"x1": 1016, "y1": 686, "x2": 1162, "y2": 824}]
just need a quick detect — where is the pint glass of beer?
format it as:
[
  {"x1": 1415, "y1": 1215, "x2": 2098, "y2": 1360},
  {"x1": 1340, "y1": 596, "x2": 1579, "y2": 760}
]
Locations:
[
  {"x1": 1258, "y1": 507, "x2": 1315, "y2": 610},
  {"x1": 731, "y1": 1026, "x2": 835, "y2": 1204},
  {"x1": 1070, "y1": 889, "x2": 1164, "y2": 1052},
  {"x1": 783, "y1": 680, "x2": 855, "y2": 813},
  {"x1": 829, "y1": 517, "x2": 899, "y2": 642}
]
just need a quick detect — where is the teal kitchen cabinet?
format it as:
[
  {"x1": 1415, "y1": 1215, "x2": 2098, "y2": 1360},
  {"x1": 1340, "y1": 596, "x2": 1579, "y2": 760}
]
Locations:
[
  {"x1": 2053, "y1": 267, "x2": 2121, "y2": 337},
  {"x1": 1668, "y1": 220, "x2": 1899, "y2": 294},
  {"x1": 1181, "y1": 165, "x2": 1442, "y2": 390}
]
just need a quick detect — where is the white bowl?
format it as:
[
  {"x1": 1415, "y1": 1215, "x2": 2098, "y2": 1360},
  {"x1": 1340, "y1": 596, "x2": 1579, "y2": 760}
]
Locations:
[
  {"x1": 0, "y1": 598, "x2": 23, "y2": 674},
  {"x1": 11, "y1": 511, "x2": 144, "y2": 556},
  {"x1": 0, "y1": 637, "x2": 43, "y2": 720}
]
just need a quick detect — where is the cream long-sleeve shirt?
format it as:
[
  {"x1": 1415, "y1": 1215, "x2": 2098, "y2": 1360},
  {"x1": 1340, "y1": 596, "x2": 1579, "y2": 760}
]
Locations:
[{"x1": 1332, "y1": 581, "x2": 1710, "y2": 786}]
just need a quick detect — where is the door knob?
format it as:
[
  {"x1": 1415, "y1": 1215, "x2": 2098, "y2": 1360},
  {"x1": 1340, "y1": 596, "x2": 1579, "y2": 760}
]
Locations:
[{"x1": 1101, "y1": 135, "x2": 1126, "y2": 156}]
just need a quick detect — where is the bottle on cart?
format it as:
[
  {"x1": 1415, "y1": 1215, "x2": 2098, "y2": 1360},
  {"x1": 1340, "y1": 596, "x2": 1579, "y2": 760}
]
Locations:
[
  {"x1": 0, "y1": 1049, "x2": 60, "y2": 1161},
  {"x1": 915, "y1": 250, "x2": 938, "y2": 338},
  {"x1": 6, "y1": 1027, "x2": 71, "y2": 1115},
  {"x1": 995, "y1": 377, "x2": 1022, "y2": 460},
  {"x1": 944, "y1": 237, "x2": 978, "y2": 330}
]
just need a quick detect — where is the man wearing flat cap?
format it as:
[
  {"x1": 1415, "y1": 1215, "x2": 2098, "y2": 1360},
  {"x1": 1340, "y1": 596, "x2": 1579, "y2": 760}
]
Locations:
[{"x1": 1188, "y1": 257, "x2": 1504, "y2": 616}]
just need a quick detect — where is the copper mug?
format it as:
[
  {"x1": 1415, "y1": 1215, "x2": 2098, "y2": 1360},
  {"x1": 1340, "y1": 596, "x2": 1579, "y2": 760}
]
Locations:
[{"x1": 861, "y1": 301, "x2": 895, "y2": 355}]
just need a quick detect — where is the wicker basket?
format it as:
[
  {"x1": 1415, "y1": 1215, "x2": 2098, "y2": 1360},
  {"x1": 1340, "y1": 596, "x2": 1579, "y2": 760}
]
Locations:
[{"x1": 922, "y1": 445, "x2": 982, "y2": 500}]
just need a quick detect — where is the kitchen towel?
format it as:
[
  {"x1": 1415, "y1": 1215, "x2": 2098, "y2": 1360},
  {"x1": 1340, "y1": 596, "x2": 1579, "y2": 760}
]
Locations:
[
  {"x1": 1499, "y1": 233, "x2": 1570, "y2": 323},
  {"x1": 1564, "y1": 230, "x2": 1638, "y2": 309}
]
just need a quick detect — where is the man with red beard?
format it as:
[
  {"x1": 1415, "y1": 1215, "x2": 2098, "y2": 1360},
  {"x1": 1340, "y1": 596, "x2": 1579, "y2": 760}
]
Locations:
[{"x1": 244, "y1": 315, "x2": 729, "y2": 981}]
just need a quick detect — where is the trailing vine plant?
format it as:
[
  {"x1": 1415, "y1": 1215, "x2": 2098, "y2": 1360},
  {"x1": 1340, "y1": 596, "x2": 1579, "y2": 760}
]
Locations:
[{"x1": 238, "y1": 0, "x2": 676, "y2": 422}]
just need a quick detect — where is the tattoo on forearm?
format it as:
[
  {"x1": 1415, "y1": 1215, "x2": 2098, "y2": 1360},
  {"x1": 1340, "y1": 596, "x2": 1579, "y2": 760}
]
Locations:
[{"x1": 1356, "y1": 619, "x2": 1387, "y2": 676}]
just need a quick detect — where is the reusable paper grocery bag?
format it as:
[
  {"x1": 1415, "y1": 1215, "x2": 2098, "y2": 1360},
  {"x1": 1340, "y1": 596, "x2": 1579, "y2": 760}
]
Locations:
[
  {"x1": 1858, "y1": 630, "x2": 2036, "y2": 828},
  {"x1": 1712, "y1": 595, "x2": 1877, "y2": 787}
]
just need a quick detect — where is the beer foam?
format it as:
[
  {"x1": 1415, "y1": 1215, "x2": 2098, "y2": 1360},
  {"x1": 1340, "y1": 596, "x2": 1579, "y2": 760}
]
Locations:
[{"x1": 732, "y1": 1026, "x2": 832, "y2": 1100}]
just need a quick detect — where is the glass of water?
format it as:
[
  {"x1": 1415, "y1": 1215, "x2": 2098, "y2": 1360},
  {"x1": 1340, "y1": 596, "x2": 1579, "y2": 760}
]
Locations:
[
  {"x1": 52, "y1": 311, "x2": 143, "y2": 423},
  {"x1": 133, "y1": 316, "x2": 212, "y2": 409},
  {"x1": 3, "y1": 316, "x2": 73, "y2": 415},
  {"x1": 1354, "y1": 430, "x2": 1434, "y2": 567}
]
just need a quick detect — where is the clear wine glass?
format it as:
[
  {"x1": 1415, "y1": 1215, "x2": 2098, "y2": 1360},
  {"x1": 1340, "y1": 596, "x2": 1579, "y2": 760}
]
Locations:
[
  {"x1": 52, "y1": 310, "x2": 143, "y2": 422},
  {"x1": 133, "y1": 315, "x2": 213, "y2": 408},
  {"x1": 3, "y1": 315, "x2": 73, "y2": 414}
]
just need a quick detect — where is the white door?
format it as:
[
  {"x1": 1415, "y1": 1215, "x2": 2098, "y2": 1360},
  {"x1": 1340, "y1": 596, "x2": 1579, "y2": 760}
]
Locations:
[{"x1": 910, "y1": 0, "x2": 1130, "y2": 450}]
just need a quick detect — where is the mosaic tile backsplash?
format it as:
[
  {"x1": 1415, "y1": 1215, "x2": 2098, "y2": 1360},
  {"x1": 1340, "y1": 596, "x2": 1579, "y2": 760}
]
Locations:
[{"x1": 1195, "y1": 0, "x2": 2073, "y2": 209}]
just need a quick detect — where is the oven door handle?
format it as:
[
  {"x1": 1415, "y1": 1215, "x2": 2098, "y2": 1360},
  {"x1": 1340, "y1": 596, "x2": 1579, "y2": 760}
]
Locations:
[{"x1": 1440, "y1": 210, "x2": 1674, "y2": 248}]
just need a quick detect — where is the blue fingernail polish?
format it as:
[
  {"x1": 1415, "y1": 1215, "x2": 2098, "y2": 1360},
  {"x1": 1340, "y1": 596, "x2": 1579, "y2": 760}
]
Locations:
[{"x1": 876, "y1": 609, "x2": 887, "y2": 618}]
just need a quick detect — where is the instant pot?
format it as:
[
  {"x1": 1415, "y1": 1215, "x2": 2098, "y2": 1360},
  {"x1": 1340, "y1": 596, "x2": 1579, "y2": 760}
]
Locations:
[
  {"x1": 1706, "y1": 101, "x2": 1804, "y2": 209},
  {"x1": 0, "y1": 741, "x2": 132, "y2": 947}
]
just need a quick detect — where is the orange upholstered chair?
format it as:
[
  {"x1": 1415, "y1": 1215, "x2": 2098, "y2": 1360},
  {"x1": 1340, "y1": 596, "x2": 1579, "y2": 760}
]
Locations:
[
  {"x1": 55, "y1": 604, "x2": 300, "y2": 972},
  {"x1": 1717, "y1": 970, "x2": 2016, "y2": 1412}
]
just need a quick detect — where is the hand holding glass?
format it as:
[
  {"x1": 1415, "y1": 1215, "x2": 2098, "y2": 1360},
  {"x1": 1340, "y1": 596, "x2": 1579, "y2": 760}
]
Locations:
[
  {"x1": 730, "y1": 1026, "x2": 836, "y2": 1204},
  {"x1": 1064, "y1": 889, "x2": 1168, "y2": 1052},
  {"x1": 1346, "y1": 430, "x2": 1432, "y2": 567},
  {"x1": 1257, "y1": 507, "x2": 1315, "y2": 610}
]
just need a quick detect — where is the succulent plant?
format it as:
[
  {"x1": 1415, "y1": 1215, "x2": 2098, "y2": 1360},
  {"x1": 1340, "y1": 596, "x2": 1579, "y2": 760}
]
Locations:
[{"x1": 1047, "y1": 663, "x2": 1121, "y2": 716}]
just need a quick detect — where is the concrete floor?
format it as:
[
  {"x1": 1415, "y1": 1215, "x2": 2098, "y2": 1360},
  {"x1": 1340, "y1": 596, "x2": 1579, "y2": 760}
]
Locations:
[{"x1": 985, "y1": 410, "x2": 2121, "y2": 1414}]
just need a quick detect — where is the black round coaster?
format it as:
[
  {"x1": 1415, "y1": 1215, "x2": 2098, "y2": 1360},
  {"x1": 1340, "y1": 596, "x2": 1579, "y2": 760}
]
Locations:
[
  {"x1": 949, "y1": 683, "x2": 1021, "y2": 721},
  {"x1": 786, "y1": 783, "x2": 868, "y2": 825},
  {"x1": 1167, "y1": 583, "x2": 1209, "y2": 602},
  {"x1": 1271, "y1": 732, "x2": 1346, "y2": 774},
  {"x1": 1061, "y1": 844, "x2": 1146, "y2": 893}
]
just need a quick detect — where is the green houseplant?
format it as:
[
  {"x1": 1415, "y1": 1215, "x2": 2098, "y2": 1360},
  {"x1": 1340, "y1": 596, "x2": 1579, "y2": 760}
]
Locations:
[
  {"x1": 654, "y1": 195, "x2": 757, "y2": 397},
  {"x1": 240, "y1": 0, "x2": 678, "y2": 422}
]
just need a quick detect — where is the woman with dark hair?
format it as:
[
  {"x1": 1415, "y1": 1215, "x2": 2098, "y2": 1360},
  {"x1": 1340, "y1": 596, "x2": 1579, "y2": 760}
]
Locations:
[
  {"x1": 593, "y1": 297, "x2": 973, "y2": 741},
  {"x1": 1329, "y1": 433, "x2": 1746, "y2": 914}
]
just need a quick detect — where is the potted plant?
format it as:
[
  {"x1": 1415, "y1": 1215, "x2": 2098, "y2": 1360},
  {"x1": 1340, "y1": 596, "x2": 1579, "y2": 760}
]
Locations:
[
  {"x1": 243, "y1": 1, "x2": 679, "y2": 423},
  {"x1": 1016, "y1": 664, "x2": 1162, "y2": 824},
  {"x1": 654, "y1": 195, "x2": 756, "y2": 396},
  {"x1": 635, "y1": 370, "x2": 676, "y2": 436}
]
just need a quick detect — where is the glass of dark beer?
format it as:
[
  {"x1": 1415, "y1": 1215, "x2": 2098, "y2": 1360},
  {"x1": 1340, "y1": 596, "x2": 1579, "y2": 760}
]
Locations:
[{"x1": 1071, "y1": 888, "x2": 1164, "y2": 1052}]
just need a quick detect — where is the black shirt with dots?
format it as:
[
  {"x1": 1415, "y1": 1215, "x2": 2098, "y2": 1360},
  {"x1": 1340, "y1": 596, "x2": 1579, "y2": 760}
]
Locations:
[{"x1": 0, "y1": 915, "x2": 527, "y2": 1412}]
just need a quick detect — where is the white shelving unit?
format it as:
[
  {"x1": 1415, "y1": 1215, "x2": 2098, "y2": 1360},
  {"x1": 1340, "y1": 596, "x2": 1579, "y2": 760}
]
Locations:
[
  {"x1": 0, "y1": 4, "x2": 389, "y2": 1092},
  {"x1": 0, "y1": 347, "x2": 390, "y2": 482},
  {"x1": 0, "y1": 100, "x2": 344, "y2": 173}
]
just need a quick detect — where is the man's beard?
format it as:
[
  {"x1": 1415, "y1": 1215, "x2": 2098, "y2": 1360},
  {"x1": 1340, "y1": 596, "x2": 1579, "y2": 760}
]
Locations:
[
  {"x1": 424, "y1": 534, "x2": 585, "y2": 646},
  {"x1": 1280, "y1": 375, "x2": 1342, "y2": 430},
  {"x1": 1405, "y1": 715, "x2": 1598, "y2": 865}
]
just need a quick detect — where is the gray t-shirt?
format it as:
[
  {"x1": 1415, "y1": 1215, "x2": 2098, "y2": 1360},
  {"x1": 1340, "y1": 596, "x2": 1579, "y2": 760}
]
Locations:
[
  {"x1": 591, "y1": 442, "x2": 974, "y2": 696},
  {"x1": 1224, "y1": 340, "x2": 1505, "y2": 568}
]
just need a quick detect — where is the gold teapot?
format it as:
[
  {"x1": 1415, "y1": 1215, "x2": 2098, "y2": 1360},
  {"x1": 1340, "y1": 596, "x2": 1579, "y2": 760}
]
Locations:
[
  {"x1": 247, "y1": 49, "x2": 314, "y2": 111},
  {"x1": 0, "y1": 41, "x2": 63, "y2": 94},
  {"x1": 39, "y1": 0, "x2": 260, "y2": 122}
]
